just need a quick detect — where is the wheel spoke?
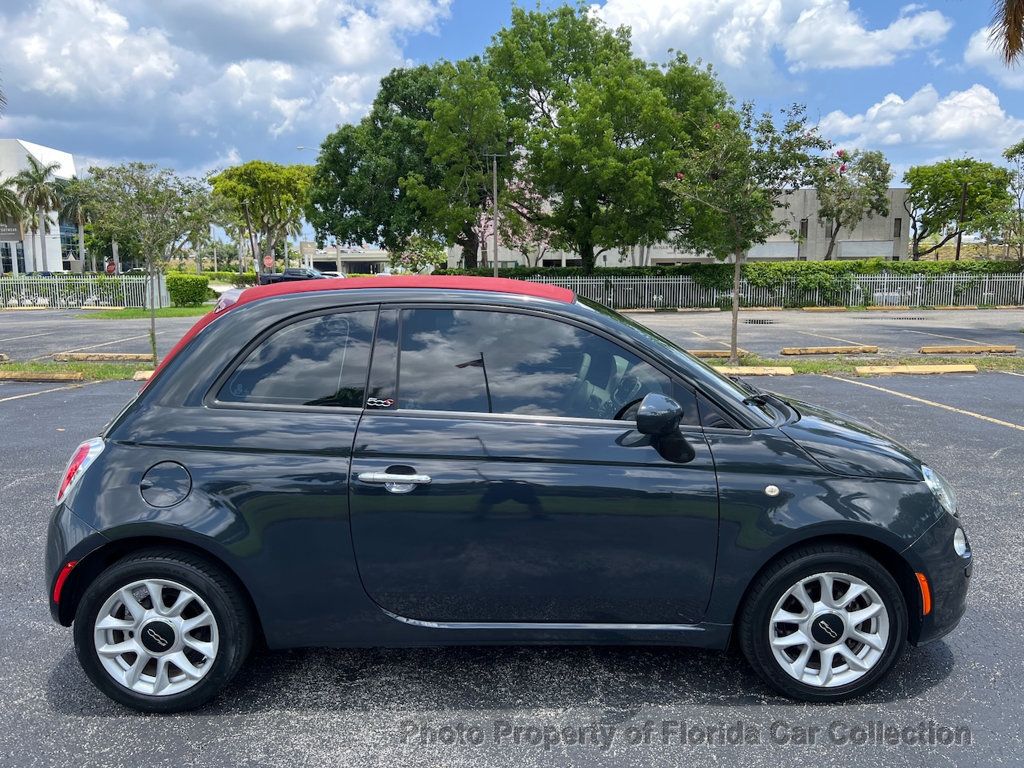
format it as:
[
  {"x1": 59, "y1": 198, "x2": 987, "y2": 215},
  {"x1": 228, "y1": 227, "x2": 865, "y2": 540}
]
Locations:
[
  {"x1": 181, "y1": 611, "x2": 214, "y2": 634},
  {"x1": 152, "y1": 657, "x2": 171, "y2": 694},
  {"x1": 124, "y1": 651, "x2": 150, "y2": 688},
  {"x1": 818, "y1": 574, "x2": 837, "y2": 608},
  {"x1": 849, "y1": 628, "x2": 886, "y2": 652},
  {"x1": 170, "y1": 651, "x2": 204, "y2": 680},
  {"x1": 791, "y1": 646, "x2": 812, "y2": 678},
  {"x1": 818, "y1": 648, "x2": 837, "y2": 686},
  {"x1": 166, "y1": 590, "x2": 193, "y2": 618},
  {"x1": 849, "y1": 603, "x2": 883, "y2": 627},
  {"x1": 773, "y1": 608, "x2": 805, "y2": 623},
  {"x1": 837, "y1": 583, "x2": 868, "y2": 608},
  {"x1": 97, "y1": 639, "x2": 137, "y2": 657},
  {"x1": 183, "y1": 636, "x2": 216, "y2": 659},
  {"x1": 771, "y1": 631, "x2": 807, "y2": 649},
  {"x1": 119, "y1": 587, "x2": 146, "y2": 621},
  {"x1": 837, "y1": 645, "x2": 869, "y2": 671},
  {"x1": 144, "y1": 580, "x2": 165, "y2": 613},
  {"x1": 792, "y1": 582, "x2": 814, "y2": 614},
  {"x1": 95, "y1": 615, "x2": 135, "y2": 632}
]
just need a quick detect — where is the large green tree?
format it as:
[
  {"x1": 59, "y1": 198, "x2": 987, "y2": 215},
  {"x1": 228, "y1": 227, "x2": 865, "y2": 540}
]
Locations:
[
  {"x1": 811, "y1": 149, "x2": 892, "y2": 261},
  {"x1": 488, "y1": 6, "x2": 723, "y2": 273},
  {"x1": 209, "y1": 160, "x2": 311, "y2": 271},
  {"x1": 668, "y1": 104, "x2": 829, "y2": 362},
  {"x1": 902, "y1": 159, "x2": 1012, "y2": 260},
  {"x1": 1002, "y1": 140, "x2": 1024, "y2": 261},
  {"x1": 86, "y1": 163, "x2": 213, "y2": 361},
  {"x1": 14, "y1": 156, "x2": 61, "y2": 272},
  {"x1": 306, "y1": 66, "x2": 449, "y2": 259}
]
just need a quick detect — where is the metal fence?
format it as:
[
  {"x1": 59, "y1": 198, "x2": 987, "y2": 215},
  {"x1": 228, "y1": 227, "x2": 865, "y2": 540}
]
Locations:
[
  {"x1": 0, "y1": 275, "x2": 169, "y2": 309},
  {"x1": 527, "y1": 273, "x2": 1024, "y2": 309}
]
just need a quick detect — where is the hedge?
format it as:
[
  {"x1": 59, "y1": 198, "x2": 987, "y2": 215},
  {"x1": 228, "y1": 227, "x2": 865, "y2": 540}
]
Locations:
[
  {"x1": 166, "y1": 274, "x2": 210, "y2": 306},
  {"x1": 437, "y1": 258, "x2": 1023, "y2": 290}
]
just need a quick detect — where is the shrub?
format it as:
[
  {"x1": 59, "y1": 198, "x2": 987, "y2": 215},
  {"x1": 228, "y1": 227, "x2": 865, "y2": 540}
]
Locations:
[{"x1": 166, "y1": 274, "x2": 210, "y2": 306}]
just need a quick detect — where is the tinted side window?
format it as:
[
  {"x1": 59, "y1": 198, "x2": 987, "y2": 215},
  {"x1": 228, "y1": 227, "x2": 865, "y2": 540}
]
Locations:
[
  {"x1": 219, "y1": 310, "x2": 375, "y2": 407},
  {"x1": 397, "y1": 308, "x2": 680, "y2": 421}
]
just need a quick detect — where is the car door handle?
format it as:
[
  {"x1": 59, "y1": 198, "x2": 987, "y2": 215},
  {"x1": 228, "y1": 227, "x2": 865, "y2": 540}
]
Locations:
[
  {"x1": 357, "y1": 472, "x2": 431, "y2": 493},
  {"x1": 357, "y1": 472, "x2": 431, "y2": 485}
]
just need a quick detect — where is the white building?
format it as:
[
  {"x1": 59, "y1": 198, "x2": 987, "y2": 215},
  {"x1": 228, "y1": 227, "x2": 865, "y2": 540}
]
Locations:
[
  {"x1": 299, "y1": 241, "x2": 389, "y2": 274},
  {"x1": 0, "y1": 139, "x2": 77, "y2": 274},
  {"x1": 447, "y1": 187, "x2": 911, "y2": 268}
]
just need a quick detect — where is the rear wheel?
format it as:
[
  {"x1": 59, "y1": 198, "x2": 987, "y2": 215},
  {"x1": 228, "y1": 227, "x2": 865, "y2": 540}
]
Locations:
[
  {"x1": 74, "y1": 549, "x2": 252, "y2": 713},
  {"x1": 738, "y1": 544, "x2": 907, "y2": 702}
]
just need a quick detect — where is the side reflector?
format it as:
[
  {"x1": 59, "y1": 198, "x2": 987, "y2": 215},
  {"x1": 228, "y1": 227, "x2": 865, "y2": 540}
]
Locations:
[
  {"x1": 915, "y1": 572, "x2": 932, "y2": 616},
  {"x1": 53, "y1": 561, "x2": 77, "y2": 604}
]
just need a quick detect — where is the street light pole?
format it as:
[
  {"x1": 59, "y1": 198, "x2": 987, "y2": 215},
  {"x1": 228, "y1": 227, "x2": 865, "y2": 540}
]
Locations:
[{"x1": 492, "y1": 154, "x2": 499, "y2": 279}]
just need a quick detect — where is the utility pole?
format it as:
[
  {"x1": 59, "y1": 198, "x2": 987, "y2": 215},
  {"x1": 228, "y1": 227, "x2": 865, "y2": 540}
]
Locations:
[{"x1": 955, "y1": 181, "x2": 967, "y2": 261}]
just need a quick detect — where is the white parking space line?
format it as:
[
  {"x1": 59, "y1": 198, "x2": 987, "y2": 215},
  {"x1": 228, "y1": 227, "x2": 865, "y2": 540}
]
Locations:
[
  {"x1": 0, "y1": 382, "x2": 100, "y2": 403},
  {"x1": 688, "y1": 329, "x2": 731, "y2": 349},
  {"x1": 903, "y1": 329, "x2": 985, "y2": 345},
  {"x1": 791, "y1": 329, "x2": 870, "y2": 347},
  {"x1": 30, "y1": 332, "x2": 164, "y2": 361},
  {"x1": 0, "y1": 331, "x2": 57, "y2": 343},
  {"x1": 1001, "y1": 371, "x2": 1024, "y2": 377},
  {"x1": 822, "y1": 375, "x2": 1024, "y2": 433}
]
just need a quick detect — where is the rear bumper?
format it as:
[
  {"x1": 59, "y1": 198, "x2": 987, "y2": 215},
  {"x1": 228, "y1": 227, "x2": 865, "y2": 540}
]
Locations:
[
  {"x1": 45, "y1": 503, "x2": 108, "y2": 624},
  {"x1": 902, "y1": 511, "x2": 971, "y2": 645}
]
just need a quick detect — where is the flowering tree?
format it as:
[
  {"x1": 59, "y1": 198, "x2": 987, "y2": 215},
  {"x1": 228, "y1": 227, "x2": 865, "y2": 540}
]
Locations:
[
  {"x1": 389, "y1": 234, "x2": 447, "y2": 273},
  {"x1": 811, "y1": 149, "x2": 892, "y2": 261}
]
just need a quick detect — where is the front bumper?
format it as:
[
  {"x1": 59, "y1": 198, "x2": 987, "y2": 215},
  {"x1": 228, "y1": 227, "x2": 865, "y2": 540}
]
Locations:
[
  {"x1": 902, "y1": 510, "x2": 971, "y2": 645},
  {"x1": 45, "y1": 503, "x2": 108, "y2": 624}
]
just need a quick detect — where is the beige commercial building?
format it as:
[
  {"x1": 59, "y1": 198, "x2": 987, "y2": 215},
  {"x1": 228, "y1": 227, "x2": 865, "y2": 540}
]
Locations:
[{"x1": 447, "y1": 187, "x2": 910, "y2": 268}]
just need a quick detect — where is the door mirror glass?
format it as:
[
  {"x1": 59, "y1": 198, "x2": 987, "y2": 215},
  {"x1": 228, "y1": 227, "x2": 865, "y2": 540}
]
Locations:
[{"x1": 636, "y1": 393, "x2": 684, "y2": 436}]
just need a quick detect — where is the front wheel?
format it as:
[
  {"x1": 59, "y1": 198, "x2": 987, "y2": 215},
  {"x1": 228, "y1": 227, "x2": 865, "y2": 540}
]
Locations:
[
  {"x1": 738, "y1": 545, "x2": 908, "y2": 702},
  {"x1": 73, "y1": 549, "x2": 252, "y2": 713}
]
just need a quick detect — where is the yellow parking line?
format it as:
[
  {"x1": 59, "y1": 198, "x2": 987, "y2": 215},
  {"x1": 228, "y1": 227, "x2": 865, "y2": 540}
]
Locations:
[{"x1": 821, "y1": 375, "x2": 1024, "y2": 433}]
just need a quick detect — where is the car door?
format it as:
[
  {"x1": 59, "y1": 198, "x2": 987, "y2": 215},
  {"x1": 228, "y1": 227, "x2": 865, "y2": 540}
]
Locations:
[{"x1": 348, "y1": 305, "x2": 720, "y2": 625}]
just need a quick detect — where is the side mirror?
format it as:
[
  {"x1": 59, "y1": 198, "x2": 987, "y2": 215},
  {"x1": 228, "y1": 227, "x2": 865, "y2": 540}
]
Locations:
[{"x1": 636, "y1": 393, "x2": 684, "y2": 436}]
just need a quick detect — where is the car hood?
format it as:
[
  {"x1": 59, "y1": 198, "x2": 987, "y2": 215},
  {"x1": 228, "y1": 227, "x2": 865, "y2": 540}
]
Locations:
[{"x1": 777, "y1": 397, "x2": 923, "y2": 482}]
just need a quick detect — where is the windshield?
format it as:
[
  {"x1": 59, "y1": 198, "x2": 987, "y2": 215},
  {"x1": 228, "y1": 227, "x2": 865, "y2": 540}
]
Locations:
[{"x1": 576, "y1": 297, "x2": 780, "y2": 426}]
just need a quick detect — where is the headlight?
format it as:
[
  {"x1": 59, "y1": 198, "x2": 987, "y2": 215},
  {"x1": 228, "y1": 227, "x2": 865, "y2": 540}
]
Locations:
[{"x1": 922, "y1": 465, "x2": 957, "y2": 516}]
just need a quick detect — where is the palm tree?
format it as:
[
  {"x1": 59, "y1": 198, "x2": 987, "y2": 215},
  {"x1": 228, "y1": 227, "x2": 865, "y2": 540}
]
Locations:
[
  {"x1": 14, "y1": 156, "x2": 61, "y2": 272},
  {"x1": 57, "y1": 177, "x2": 92, "y2": 271},
  {"x1": 0, "y1": 176, "x2": 22, "y2": 222},
  {"x1": 993, "y1": 0, "x2": 1024, "y2": 63}
]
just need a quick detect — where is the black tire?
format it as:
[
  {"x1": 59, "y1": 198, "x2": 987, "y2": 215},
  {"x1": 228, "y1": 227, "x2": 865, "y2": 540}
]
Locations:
[
  {"x1": 73, "y1": 548, "x2": 253, "y2": 713},
  {"x1": 738, "y1": 544, "x2": 907, "y2": 703}
]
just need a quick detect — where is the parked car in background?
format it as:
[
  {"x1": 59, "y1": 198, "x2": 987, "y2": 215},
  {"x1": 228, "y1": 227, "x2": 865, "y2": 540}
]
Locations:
[
  {"x1": 46, "y1": 276, "x2": 970, "y2": 712},
  {"x1": 319, "y1": 271, "x2": 345, "y2": 278},
  {"x1": 257, "y1": 267, "x2": 326, "y2": 285}
]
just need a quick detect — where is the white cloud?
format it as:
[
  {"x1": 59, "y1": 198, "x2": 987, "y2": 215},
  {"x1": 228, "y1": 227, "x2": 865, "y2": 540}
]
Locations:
[
  {"x1": 819, "y1": 84, "x2": 1024, "y2": 161},
  {"x1": 0, "y1": 0, "x2": 451, "y2": 170},
  {"x1": 964, "y1": 26, "x2": 1024, "y2": 89},
  {"x1": 594, "y1": 0, "x2": 951, "y2": 77}
]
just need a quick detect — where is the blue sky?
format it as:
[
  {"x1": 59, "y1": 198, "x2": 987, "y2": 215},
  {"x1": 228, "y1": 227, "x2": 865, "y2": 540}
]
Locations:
[{"x1": 0, "y1": 0, "x2": 1020, "y2": 180}]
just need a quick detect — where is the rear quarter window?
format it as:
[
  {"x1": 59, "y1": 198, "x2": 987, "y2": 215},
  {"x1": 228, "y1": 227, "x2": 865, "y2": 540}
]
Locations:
[{"x1": 218, "y1": 310, "x2": 376, "y2": 407}]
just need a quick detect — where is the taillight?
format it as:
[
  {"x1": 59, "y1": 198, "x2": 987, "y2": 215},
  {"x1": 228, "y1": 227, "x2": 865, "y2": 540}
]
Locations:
[{"x1": 56, "y1": 438, "x2": 104, "y2": 505}]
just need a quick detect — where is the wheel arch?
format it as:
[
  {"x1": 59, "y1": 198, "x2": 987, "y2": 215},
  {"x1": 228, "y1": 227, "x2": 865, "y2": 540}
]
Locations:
[{"x1": 56, "y1": 534, "x2": 266, "y2": 645}]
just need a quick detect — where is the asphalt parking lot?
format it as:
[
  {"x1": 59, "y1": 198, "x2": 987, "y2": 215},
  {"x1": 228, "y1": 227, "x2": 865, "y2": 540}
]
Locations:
[
  {"x1": 639, "y1": 307, "x2": 1024, "y2": 358},
  {"x1": 1, "y1": 311, "x2": 1022, "y2": 766}
]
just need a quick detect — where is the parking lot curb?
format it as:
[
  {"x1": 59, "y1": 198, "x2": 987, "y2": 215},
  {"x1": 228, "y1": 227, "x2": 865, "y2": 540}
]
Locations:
[
  {"x1": 864, "y1": 305, "x2": 912, "y2": 311},
  {"x1": 801, "y1": 307, "x2": 846, "y2": 312},
  {"x1": 854, "y1": 364, "x2": 978, "y2": 376},
  {"x1": 918, "y1": 345, "x2": 1016, "y2": 354},
  {"x1": 739, "y1": 306, "x2": 784, "y2": 311},
  {"x1": 932, "y1": 306, "x2": 978, "y2": 310},
  {"x1": 781, "y1": 345, "x2": 879, "y2": 355},
  {"x1": 132, "y1": 370, "x2": 154, "y2": 381},
  {"x1": 53, "y1": 352, "x2": 156, "y2": 362},
  {"x1": 688, "y1": 349, "x2": 750, "y2": 358},
  {"x1": 715, "y1": 366, "x2": 795, "y2": 376},
  {"x1": 1, "y1": 306, "x2": 48, "y2": 311},
  {"x1": 0, "y1": 370, "x2": 84, "y2": 382}
]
